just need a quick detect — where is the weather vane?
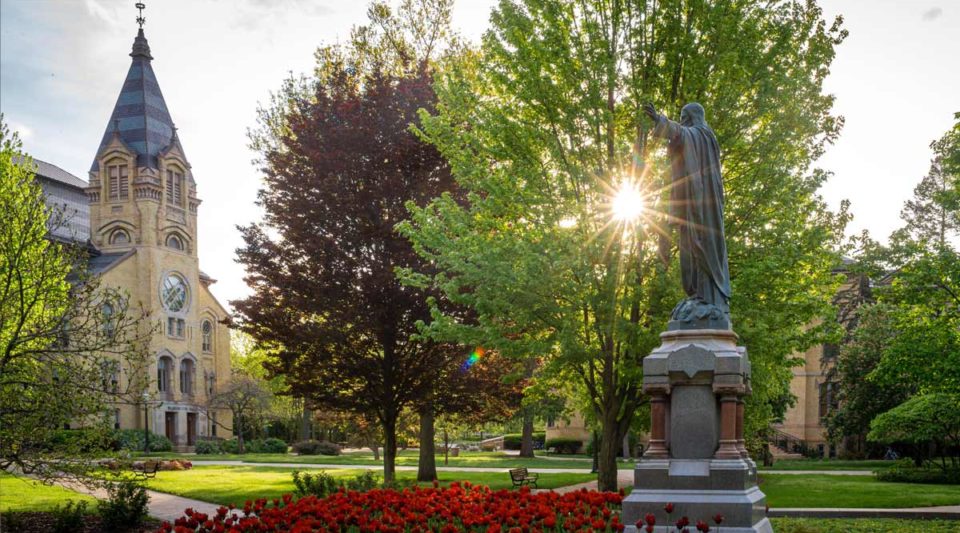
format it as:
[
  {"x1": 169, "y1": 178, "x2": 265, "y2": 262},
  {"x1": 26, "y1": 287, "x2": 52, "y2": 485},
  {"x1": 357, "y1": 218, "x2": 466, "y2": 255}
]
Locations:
[{"x1": 135, "y1": 2, "x2": 146, "y2": 29}]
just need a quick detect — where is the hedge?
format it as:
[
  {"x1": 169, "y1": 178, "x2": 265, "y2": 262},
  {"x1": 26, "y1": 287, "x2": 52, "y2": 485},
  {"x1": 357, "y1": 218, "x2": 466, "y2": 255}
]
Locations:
[
  {"x1": 503, "y1": 432, "x2": 545, "y2": 450},
  {"x1": 292, "y1": 440, "x2": 341, "y2": 456},
  {"x1": 545, "y1": 437, "x2": 583, "y2": 454}
]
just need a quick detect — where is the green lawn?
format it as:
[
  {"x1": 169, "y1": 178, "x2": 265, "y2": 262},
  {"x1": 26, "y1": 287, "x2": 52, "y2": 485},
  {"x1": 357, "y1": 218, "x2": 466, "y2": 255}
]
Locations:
[
  {"x1": 144, "y1": 465, "x2": 595, "y2": 506},
  {"x1": 0, "y1": 472, "x2": 96, "y2": 512},
  {"x1": 770, "y1": 518, "x2": 960, "y2": 533},
  {"x1": 761, "y1": 474, "x2": 960, "y2": 508},
  {"x1": 138, "y1": 450, "x2": 608, "y2": 470},
  {"x1": 759, "y1": 459, "x2": 898, "y2": 471}
]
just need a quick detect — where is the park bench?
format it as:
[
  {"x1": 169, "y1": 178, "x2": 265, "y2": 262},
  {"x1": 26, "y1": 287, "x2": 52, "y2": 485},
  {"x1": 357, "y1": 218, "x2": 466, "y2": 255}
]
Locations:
[
  {"x1": 132, "y1": 459, "x2": 161, "y2": 479},
  {"x1": 509, "y1": 467, "x2": 538, "y2": 489}
]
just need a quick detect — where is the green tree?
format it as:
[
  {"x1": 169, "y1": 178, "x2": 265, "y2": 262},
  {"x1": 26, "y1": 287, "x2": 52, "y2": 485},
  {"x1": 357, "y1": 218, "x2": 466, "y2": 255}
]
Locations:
[
  {"x1": 868, "y1": 393, "x2": 960, "y2": 471},
  {"x1": 401, "y1": 0, "x2": 848, "y2": 490},
  {"x1": 0, "y1": 118, "x2": 152, "y2": 481}
]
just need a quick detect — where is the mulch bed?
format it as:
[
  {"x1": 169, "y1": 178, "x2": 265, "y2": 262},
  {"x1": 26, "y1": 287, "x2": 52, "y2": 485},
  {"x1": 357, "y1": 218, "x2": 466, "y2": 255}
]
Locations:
[{"x1": 0, "y1": 512, "x2": 160, "y2": 532}]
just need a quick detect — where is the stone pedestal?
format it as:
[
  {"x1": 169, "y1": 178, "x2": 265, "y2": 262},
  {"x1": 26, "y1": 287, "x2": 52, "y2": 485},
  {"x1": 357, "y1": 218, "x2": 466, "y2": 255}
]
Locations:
[{"x1": 623, "y1": 329, "x2": 772, "y2": 533}]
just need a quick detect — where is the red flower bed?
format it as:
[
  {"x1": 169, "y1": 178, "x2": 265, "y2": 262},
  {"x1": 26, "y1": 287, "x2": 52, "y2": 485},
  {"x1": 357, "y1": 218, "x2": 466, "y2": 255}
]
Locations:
[{"x1": 159, "y1": 483, "x2": 623, "y2": 533}]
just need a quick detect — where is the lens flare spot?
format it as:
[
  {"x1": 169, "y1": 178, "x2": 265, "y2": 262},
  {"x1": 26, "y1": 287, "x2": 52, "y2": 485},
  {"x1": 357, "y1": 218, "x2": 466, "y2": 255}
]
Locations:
[{"x1": 612, "y1": 180, "x2": 644, "y2": 222}]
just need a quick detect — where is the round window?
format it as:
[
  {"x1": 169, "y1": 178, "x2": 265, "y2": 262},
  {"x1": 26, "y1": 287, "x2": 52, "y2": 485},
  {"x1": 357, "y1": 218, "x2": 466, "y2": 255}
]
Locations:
[{"x1": 160, "y1": 274, "x2": 188, "y2": 312}]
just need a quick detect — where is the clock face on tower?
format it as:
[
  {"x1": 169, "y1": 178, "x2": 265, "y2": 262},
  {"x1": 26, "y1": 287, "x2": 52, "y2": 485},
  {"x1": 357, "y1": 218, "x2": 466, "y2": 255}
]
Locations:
[{"x1": 161, "y1": 273, "x2": 188, "y2": 312}]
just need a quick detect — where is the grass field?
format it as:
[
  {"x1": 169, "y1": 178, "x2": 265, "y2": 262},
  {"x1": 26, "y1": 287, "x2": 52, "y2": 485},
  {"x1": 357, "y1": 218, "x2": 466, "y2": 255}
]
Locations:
[
  {"x1": 761, "y1": 474, "x2": 960, "y2": 508},
  {"x1": 0, "y1": 472, "x2": 96, "y2": 513},
  {"x1": 144, "y1": 465, "x2": 595, "y2": 506},
  {"x1": 137, "y1": 450, "x2": 613, "y2": 470},
  {"x1": 770, "y1": 518, "x2": 960, "y2": 532},
  {"x1": 759, "y1": 459, "x2": 898, "y2": 471}
]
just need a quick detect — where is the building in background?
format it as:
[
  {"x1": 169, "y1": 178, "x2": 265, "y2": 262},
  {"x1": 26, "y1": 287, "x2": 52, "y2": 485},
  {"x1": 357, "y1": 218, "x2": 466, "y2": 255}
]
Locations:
[{"x1": 32, "y1": 25, "x2": 232, "y2": 451}]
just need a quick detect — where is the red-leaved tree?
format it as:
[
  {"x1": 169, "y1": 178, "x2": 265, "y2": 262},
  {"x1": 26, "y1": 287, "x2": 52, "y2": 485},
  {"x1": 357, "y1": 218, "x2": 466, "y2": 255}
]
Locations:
[{"x1": 233, "y1": 1, "x2": 467, "y2": 483}]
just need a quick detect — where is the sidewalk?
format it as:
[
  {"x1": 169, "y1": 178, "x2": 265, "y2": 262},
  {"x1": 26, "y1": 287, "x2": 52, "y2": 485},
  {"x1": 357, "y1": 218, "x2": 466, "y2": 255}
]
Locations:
[
  {"x1": 187, "y1": 459, "x2": 873, "y2": 476},
  {"x1": 54, "y1": 480, "x2": 220, "y2": 523}
]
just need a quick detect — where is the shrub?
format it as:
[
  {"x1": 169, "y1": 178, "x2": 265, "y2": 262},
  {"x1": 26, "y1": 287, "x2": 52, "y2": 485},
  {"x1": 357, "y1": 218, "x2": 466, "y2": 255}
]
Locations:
[
  {"x1": 345, "y1": 470, "x2": 380, "y2": 492},
  {"x1": 260, "y1": 437, "x2": 288, "y2": 454},
  {"x1": 503, "y1": 432, "x2": 546, "y2": 450},
  {"x1": 194, "y1": 439, "x2": 222, "y2": 455},
  {"x1": 875, "y1": 463, "x2": 960, "y2": 485},
  {"x1": 292, "y1": 439, "x2": 341, "y2": 456},
  {"x1": 98, "y1": 480, "x2": 149, "y2": 531},
  {"x1": 291, "y1": 470, "x2": 341, "y2": 498},
  {"x1": 113, "y1": 428, "x2": 172, "y2": 452},
  {"x1": 545, "y1": 437, "x2": 583, "y2": 454},
  {"x1": 52, "y1": 500, "x2": 89, "y2": 533},
  {"x1": 46, "y1": 428, "x2": 114, "y2": 453},
  {"x1": 221, "y1": 438, "x2": 240, "y2": 454}
]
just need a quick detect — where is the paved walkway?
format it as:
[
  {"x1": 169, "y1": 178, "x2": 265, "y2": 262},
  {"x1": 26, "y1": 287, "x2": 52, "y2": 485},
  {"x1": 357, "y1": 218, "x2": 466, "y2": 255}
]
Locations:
[
  {"x1": 54, "y1": 479, "x2": 220, "y2": 523},
  {"x1": 187, "y1": 460, "x2": 872, "y2": 476}
]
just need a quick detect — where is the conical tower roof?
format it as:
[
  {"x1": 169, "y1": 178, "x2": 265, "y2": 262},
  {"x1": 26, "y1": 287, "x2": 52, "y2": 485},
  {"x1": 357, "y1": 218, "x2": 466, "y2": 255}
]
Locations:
[{"x1": 90, "y1": 28, "x2": 177, "y2": 172}]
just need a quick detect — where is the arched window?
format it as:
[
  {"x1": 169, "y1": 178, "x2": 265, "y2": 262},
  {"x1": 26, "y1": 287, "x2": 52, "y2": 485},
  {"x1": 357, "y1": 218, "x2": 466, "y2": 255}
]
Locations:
[
  {"x1": 101, "y1": 302, "x2": 115, "y2": 338},
  {"x1": 166, "y1": 234, "x2": 184, "y2": 251},
  {"x1": 109, "y1": 229, "x2": 130, "y2": 245},
  {"x1": 201, "y1": 320, "x2": 213, "y2": 352},
  {"x1": 179, "y1": 359, "x2": 195, "y2": 395},
  {"x1": 157, "y1": 355, "x2": 173, "y2": 393}
]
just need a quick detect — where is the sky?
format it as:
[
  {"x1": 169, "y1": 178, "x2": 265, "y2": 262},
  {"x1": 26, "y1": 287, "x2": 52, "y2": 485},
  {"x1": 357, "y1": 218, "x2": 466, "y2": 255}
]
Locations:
[{"x1": 1, "y1": 0, "x2": 958, "y2": 311}]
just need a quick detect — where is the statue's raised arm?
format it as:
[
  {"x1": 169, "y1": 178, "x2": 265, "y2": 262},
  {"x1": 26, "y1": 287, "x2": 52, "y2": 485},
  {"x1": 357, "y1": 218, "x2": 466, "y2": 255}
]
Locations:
[{"x1": 644, "y1": 102, "x2": 732, "y2": 331}]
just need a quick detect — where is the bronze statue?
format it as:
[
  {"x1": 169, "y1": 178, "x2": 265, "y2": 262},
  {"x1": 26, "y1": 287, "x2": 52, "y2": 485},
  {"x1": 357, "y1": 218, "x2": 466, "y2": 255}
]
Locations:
[{"x1": 644, "y1": 102, "x2": 731, "y2": 330}]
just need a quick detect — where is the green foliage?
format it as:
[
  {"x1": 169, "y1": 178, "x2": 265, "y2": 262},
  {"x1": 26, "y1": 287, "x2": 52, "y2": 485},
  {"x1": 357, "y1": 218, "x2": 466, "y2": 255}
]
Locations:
[
  {"x1": 291, "y1": 470, "x2": 381, "y2": 499},
  {"x1": 544, "y1": 438, "x2": 583, "y2": 454},
  {"x1": 98, "y1": 480, "x2": 149, "y2": 532},
  {"x1": 113, "y1": 429, "x2": 172, "y2": 453},
  {"x1": 51, "y1": 500, "x2": 90, "y2": 533},
  {"x1": 868, "y1": 393, "x2": 960, "y2": 471},
  {"x1": 258, "y1": 438, "x2": 288, "y2": 454},
  {"x1": 194, "y1": 439, "x2": 223, "y2": 455},
  {"x1": 400, "y1": 0, "x2": 848, "y2": 489},
  {"x1": 875, "y1": 461, "x2": 960, "y2": 485},
  {"x1": 292, "y1": 440, "x2": 341, "y2": 456},
  {"x1": 0, "y1": 117, "x2": 154, "y2": 480},
  {"x1": 825, "y1": 304, "x2": 907, "y2": 445},
  {"x1": 503, "y1": 432, "x2": 544, "y2": 450}
]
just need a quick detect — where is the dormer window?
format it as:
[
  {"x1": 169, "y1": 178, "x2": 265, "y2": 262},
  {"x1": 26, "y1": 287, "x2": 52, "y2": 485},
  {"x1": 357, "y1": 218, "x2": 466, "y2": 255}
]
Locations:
[
  {"x1": 166, "y1": 169, "x2": 184, "y2": 206},
  {"x1": 108, "y1": 163, "x2": 129, "y2": 201},
  {"x1": 166, "y1": 234, "x2": 184, "y2": 251}
]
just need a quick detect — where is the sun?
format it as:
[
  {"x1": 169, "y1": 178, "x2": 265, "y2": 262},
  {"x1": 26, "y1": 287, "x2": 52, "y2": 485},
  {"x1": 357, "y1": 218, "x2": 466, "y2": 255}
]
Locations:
[{"x1": 612, "y1": 180, "x2": 644, "y2": 222}]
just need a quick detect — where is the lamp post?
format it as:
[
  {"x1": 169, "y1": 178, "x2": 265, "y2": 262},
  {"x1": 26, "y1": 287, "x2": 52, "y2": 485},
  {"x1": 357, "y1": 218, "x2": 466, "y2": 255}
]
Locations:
[{"x1": 142, "y1": 392, "x2": 151, "y2": 453}]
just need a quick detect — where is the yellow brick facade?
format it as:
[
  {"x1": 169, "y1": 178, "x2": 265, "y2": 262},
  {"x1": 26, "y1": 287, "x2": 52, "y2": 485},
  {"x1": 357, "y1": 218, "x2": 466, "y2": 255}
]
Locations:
[{"x1": 84, "y1": 137, "x2": 233, "y2": 450}]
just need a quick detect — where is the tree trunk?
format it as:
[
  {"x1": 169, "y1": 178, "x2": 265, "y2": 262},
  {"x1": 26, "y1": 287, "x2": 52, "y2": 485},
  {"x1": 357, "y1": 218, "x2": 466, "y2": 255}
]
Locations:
[
  {"x1": 519, "y1": 408, "x2": 535, "y2": 458},
  {"x1": 598, "y1": 413, "x2": 624, "y2": 492},
  {"x1": 371, "y1": 444, "x2": 380, "y2": 461},
  {"x1": 417, "y1": 411, "x2": 437, "y2": 481},
  {"x1": 622, "y1": 432, "x2": 631, "y2": 459},
  {"x1": 383, "y1": 419, "x2": 398, "y2": 484},
  {"x1": 299, "y1": 403, "x2": 312, "y2": 441},
  {"x1": 237, "y1": 416, "x2": 246, "y2": 454},
  {"x1": 443, "y1": 429, "x2": 450, "y2": 466}
]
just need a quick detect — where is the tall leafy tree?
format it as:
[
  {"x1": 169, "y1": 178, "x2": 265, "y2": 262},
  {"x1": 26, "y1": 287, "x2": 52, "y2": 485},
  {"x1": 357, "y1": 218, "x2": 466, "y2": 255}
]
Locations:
[
  {"x1": 0, "y1": 118, "x2": 152, "y2": 481},
  {"x1": 830, "y1": 115, "x2": 960, "y2": 448},
  {"x1": 234, "y1": 1, "x2": 461, "y2": 482},
  {"x1": 401, "y1": 0, "x2": 848, "y2": 489}
]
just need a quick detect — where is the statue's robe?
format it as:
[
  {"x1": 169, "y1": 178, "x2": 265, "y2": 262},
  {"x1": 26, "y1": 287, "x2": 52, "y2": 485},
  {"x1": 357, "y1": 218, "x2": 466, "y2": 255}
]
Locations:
[{"x1": 652, "y1": 116, "x2": 731, "y2": 315}]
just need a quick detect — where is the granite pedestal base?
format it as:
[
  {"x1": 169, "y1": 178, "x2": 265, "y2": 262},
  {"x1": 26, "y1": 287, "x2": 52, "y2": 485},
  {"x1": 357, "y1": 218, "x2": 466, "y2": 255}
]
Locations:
[
  {"x1": 624, "y1": 328, "x2": 771, "y2": 532},
  {"x1": 622, "y1": 458, "x2": 771, "y2": 533}
]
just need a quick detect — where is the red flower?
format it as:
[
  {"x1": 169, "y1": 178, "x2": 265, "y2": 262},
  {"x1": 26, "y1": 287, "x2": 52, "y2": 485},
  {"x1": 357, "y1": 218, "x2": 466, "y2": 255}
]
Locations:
[
  {"x1": 664, "y1": 503, "x2": 674, "y2": 514},
  {"x1": 696, "y1": 519, "x2": 710, "y2": 532},
  {"x1": 713, "y1": 513, "x2": 724, "y2": 525},
  {"x1": 645, "y1": 513, "x2": 656, "y2": 525}
]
